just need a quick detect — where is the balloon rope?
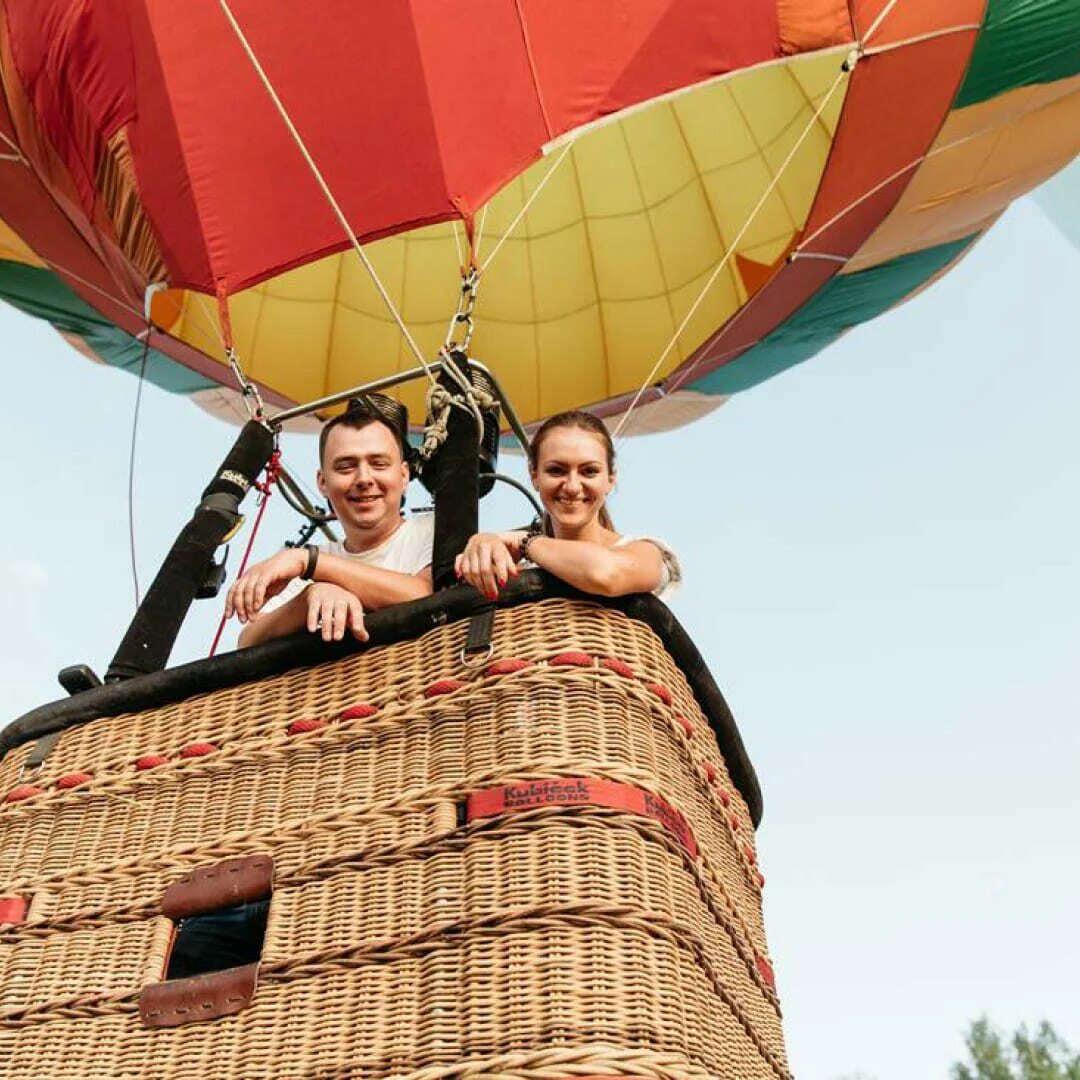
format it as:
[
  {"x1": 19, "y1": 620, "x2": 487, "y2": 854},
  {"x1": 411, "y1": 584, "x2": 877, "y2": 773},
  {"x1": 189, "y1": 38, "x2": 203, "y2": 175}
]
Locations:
[
  {"x1": 44, "y1": 260, "x2": 143, "y2": 320},
  {"x1": 0, "y1": 129, "x2": 24, "y2": 161},
  {"x1": 216, "y1": 0, "x2": 436, "y2": 385},
  {"x1": 797, "y1": 77, "x2": 1047, "y2": 255},
  {"x1": 862, "y1": 0, "x2": 903, "y2": 43},
  {"x1": 208, "y1": 449, "x2": 282, "y2": 657},
  {"x1": 477, "y1": 143, "x2": 573, "y2": 275},
  {"x1": 612, "y1": 63, "x2": 850, "y2": 439},
  {"x1": 127, "y1": 327, "x2": 152, "y2": 610}
]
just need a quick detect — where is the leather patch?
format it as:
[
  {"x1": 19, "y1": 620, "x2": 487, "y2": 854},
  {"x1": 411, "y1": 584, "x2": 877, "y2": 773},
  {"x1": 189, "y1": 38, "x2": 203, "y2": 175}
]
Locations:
[
  {"x1": 161, "y1": 856, "x2": 273, "y2": 920},
  {"x1": 141, "y1": 963, "x2": 259, "y2": 1028}
]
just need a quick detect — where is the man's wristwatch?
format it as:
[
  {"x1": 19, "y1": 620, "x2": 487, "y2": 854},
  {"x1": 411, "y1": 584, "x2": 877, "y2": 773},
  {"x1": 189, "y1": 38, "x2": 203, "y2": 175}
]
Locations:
[{"x1": 301, "y1": 544, "x2": 320, "y2": 580}]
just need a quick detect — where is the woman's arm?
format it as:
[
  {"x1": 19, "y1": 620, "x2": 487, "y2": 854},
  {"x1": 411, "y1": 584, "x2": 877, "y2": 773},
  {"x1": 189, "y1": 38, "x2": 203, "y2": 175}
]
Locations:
[{"x1": 524, "y1": 536, "x2": 663, "y2": 597}]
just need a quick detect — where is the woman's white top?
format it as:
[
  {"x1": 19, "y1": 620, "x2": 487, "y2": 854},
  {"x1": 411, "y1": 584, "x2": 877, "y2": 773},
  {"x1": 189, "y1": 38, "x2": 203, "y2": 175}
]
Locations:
[{"x1": 614, "y1": 536, "x2": 682, "y2": 601}]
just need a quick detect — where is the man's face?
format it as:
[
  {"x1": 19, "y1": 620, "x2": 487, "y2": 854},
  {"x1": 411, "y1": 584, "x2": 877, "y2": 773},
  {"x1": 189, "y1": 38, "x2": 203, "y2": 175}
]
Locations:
[{"x1": 317, "y1": 420, "x2": 408, "y2": 539}]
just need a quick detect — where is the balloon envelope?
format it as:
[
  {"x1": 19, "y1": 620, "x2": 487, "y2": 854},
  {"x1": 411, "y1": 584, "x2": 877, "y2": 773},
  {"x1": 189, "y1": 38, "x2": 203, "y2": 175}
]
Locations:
[{"x1": 0, "y1": 0, "x2": 1078, "y2": 433}]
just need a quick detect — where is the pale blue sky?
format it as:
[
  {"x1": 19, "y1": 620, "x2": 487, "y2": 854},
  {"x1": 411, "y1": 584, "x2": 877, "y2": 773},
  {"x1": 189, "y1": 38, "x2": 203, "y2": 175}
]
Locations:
[{"x1": 1, "y1": 197, "x2": 1077, "y2": 1079}]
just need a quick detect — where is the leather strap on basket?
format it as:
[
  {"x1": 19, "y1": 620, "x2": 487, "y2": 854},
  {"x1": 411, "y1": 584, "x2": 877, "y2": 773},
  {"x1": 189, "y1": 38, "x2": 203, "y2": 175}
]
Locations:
[
  {"x1": 141, "y1": 963, "x2": 259, "y2": 1028},
  {"x1": 460, "y1": 604, "x2": 496, "y2": 666},
  {"x1": 466, "y1": 778, "x2": 698, "y2": 859},
  {"x1": 161, "y1": 855, "x2": 273, "y2": 920},
  {"x1": 22, "y1": 730, "x2": 63, "y2": 771}
]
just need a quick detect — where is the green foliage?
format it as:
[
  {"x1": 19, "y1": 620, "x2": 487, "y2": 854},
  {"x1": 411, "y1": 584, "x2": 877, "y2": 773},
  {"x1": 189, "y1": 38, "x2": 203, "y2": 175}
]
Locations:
[{"x1": 952, "y1": 1017, "x2": 1080, "y2": 1080}]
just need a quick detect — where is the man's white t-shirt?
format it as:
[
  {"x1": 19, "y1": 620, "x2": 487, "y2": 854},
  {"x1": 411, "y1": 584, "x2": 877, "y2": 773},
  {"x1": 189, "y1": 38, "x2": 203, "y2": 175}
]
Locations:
[{"x1": 265, "y1": 513, "x2": 434, "y2": 612}]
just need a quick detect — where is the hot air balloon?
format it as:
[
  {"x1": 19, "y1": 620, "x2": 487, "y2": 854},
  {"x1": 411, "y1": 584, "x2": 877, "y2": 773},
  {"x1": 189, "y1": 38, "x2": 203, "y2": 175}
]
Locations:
[
  {"x1": 1, "y1": 3, "x2": 1078, "y2": 1079},
  {"x1": 1, "y1": 1, "x2": 1078, "y2": 434}
]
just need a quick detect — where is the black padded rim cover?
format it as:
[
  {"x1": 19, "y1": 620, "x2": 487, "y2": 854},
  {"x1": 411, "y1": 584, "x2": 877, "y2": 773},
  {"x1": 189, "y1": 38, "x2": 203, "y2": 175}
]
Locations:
[{"x1": 0, "y1": 573, "x2": 763, "y2": 825}]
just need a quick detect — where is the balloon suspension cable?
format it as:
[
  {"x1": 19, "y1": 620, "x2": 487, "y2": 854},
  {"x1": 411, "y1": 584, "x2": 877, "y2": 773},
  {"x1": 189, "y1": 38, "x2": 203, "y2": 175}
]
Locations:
[
  {"x1": 611, "y1": 60, "x2": 852, "y2": 441},
  {"x1": 442, "y1": 263, "x2": 481, "y2": 356},
  {"x1": 477, "y1": 141, "x2": 574, "y2": 275},
  {"x1": 226, "y1": 345, "x2": 268, "y2": 421},
  {"x1": 127, "y1": 325, "x2": 152, "y2": 610},
  {"x1": 208, "y1": 446, "x2": 283, "y2": 657},
  {"x1": 217, "y1": 0, "x2": 437, "y2": 387}
]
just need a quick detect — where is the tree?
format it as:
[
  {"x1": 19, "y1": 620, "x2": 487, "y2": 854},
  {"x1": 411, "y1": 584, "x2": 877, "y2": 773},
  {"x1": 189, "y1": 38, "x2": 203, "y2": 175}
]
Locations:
[{"x1": 952, "y1": 1017, "x2": 1080, "y2": 1080}]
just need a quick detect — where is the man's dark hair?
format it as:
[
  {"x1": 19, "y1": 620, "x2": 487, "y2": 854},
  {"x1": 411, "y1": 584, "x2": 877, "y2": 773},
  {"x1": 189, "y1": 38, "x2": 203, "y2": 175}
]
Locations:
[{"x1": 318, "y1": 395, "x2": 410, "y2": 467}]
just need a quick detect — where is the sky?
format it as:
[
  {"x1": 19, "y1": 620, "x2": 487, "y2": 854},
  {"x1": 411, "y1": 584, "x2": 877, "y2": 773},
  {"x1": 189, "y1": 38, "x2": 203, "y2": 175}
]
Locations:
[{"x1": 1, "y1": 197, "x2": 1078, "y2": 1079}]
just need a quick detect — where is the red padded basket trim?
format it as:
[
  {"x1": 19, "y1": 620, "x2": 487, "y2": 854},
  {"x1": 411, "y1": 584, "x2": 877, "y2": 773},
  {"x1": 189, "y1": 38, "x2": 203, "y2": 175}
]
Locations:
[
  {"x1": 600, "y1": 657, "x2": 635, "y2": 678},
  {"x1": 338, "y1": 703, "x2": 378, "y2": 719},
  {"x1": 288, "y1": 718, "x2": 327, "y2": 735},
  {"x1": 57, "y1": 772, "x2": 93, "y2": 789},
  {"x1": 645, "y1": 682, "x2": 673, "y2": 706},
  {"x1": 424, "y1": 679, "x2": 465, "y2": 697},
  {"x1": 549, "y1": 651, "x2": 593, "y2": 667},
  {"x1": 467, "y1": 778, "x2": 698, "y2": 859},
  {"x1": 485, "y1": 658, "x2": 532, "y2": 676},
  {"x1": 4, "y1": 784, "x2": 42, "y2": 803},
  {"x1": 136, "y1": 754, "x2": 169, "y2": 770},
  {"x1": 0, "y1": 896, "x2": 28, "y2": 924},
  {"x1": 180, "y1": 742, "x2": 218, "y2": 758}
]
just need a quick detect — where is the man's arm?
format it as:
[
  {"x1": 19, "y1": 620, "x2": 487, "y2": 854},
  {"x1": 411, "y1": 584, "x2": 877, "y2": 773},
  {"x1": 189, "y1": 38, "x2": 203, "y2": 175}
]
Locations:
[
  {"x1": 227, "y1": 549, "x2": 432, "y2": 625},
  {"x1": 238, "y1": 580, "x2": 372, "y2": 649},
  {"x1": 232, "y1": 557, "x2": 432, "y2": 649},
  {"x1": 309, "y1": 553, "x2": 432, "y2": 608},
  {"x1": 237, "y1": 587, "x2": 310, "y2": 648}
]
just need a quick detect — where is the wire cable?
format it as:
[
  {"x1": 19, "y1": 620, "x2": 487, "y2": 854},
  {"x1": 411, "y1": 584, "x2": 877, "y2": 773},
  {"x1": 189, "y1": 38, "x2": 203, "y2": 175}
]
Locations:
[
  {"x1": 127, "y1": 328, "x2": 152, "y2": 610},
  {"x1": 217, "y1": 0, "x2": 436, "y2": 384},
  {"x1": 612, "y1": 63, "x2": 850, "y2": 440}
]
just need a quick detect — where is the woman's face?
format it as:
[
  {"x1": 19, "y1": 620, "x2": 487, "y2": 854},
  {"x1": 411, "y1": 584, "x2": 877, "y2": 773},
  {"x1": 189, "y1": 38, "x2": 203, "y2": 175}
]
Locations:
[{"x1": 530, "y1": 426, "x2": 615, "y2": 533}]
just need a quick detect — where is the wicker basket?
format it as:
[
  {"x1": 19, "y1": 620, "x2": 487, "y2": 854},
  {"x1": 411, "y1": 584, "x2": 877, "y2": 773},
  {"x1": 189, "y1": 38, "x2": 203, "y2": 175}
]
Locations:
[{"x1": 0, "y1": 598, "x2": 787, "y2": 1080}]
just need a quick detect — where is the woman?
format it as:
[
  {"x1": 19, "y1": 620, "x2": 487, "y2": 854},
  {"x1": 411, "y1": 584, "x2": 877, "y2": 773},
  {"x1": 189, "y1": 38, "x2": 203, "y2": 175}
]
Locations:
[{"x1": 455, "y1": 410, "x2": 680, "y2": 600}]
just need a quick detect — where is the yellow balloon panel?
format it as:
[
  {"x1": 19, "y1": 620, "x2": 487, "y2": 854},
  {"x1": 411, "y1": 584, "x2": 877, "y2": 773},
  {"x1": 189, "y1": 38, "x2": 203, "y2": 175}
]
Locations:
[{"x1": 165, "y1": 49, "x2": 848, "y2": 426}]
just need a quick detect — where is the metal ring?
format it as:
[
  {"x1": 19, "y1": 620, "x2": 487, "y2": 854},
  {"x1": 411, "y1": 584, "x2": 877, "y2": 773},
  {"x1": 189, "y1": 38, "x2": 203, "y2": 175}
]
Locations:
[{"x1": 459, "y1": 643, "x2": 495, "y2": 669}]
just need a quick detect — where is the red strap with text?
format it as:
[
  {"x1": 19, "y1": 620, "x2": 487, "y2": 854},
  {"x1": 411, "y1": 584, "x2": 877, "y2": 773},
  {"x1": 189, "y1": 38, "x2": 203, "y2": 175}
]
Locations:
[{"x1": 467, "y1": 778, "x2": 698, "y2": 859}]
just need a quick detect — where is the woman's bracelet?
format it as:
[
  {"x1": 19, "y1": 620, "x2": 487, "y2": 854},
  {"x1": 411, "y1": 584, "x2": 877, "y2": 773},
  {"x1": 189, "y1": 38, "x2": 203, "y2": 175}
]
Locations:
[{"x1": 519, "y1": 530, "x2": 541, "y2": 563}]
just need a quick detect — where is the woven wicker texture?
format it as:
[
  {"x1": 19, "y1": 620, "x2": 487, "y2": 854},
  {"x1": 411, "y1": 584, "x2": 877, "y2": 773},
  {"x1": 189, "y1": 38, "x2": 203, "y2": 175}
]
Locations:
[{"x1": 0, "y1": 599, "x2": 786, "y2": 1080}]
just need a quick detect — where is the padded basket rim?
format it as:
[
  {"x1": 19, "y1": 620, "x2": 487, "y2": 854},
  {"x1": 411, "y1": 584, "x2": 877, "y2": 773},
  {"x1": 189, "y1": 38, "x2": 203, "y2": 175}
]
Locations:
[{"x1": 0, "y1": 571, "x2": 763, "y2": 824}]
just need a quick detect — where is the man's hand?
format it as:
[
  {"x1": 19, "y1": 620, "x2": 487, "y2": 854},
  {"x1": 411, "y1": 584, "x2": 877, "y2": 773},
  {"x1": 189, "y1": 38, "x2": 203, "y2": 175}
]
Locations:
[
  {"x1": 305, "y1": 582, "x2": 368, "y2": 642},
  {"x1": 225, "y1": 548, "x2": 307, "y2": 623},
  {"x1": 454, "y1": 532, "x2": 524, "y2": 599}
]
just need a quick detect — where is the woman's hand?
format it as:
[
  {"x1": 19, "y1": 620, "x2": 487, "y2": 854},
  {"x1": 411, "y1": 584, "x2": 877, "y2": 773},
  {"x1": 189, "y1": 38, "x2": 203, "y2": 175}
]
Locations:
[
  {"x1": 454, "y1": 532, "x2": 525, "y2": 599},
  {"x1": 305, "y1": 582, "x2": 368, "y2": 642},
  {"x1": 225, "y1": 548, "x2": 306, "y2": 622}
]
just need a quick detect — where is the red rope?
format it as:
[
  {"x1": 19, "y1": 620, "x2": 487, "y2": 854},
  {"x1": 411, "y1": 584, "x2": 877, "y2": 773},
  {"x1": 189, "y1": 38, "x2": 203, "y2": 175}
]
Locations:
[{"x1": 209, "y1": 449, "x2": 282, "y2": 657}]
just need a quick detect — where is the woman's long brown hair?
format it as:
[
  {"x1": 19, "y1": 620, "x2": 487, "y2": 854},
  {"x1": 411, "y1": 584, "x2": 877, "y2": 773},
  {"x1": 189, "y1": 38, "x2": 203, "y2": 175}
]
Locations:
[{"x1": 528, "y1": 410, "x2": 616, "y2": 534}]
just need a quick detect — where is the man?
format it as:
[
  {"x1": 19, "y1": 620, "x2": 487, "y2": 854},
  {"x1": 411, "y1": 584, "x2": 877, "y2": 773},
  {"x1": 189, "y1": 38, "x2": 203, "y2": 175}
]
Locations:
[
  {"x1": 171, "y1": 400, "x2": 432, "y2": 978},
  {"x1": 227, "y1": 397, "x2": 433, "y2": 648}
]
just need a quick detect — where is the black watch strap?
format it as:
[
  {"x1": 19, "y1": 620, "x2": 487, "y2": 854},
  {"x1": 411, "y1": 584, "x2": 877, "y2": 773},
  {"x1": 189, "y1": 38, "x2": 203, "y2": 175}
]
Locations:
[{"x1": 301, "y1": 544, "x2": 320, "y2": 580}]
